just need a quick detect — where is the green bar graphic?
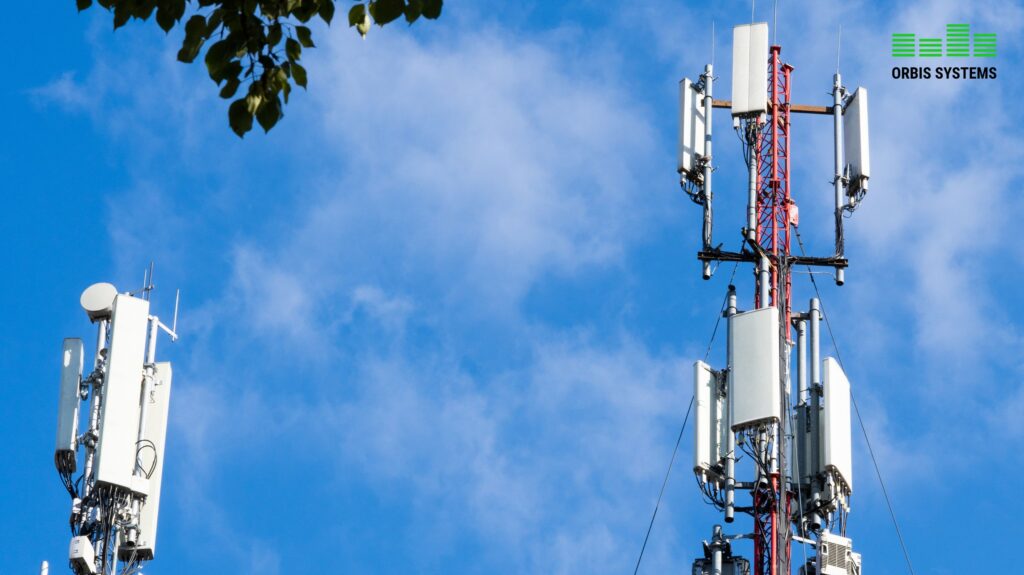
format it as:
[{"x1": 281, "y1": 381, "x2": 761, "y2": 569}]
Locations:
[
  {"x1": 892, "y1": 33, "x2": 916, "y2": 57},
  {"x1": 919, "y1": 37, "x2": 942, "y2": 57},
  {"x1": 891, "y1": 26, "x2": 997, "y2": 59},
  {"x1": 974, "y1": 33, "x2": 997, "y2": 57},
  {"x1": 947, "y1": 23, "x2": 969, "y2": 56}
]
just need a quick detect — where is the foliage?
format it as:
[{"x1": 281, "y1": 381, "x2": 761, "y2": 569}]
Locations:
[{"x1": 76, "y1": 0, "x2": 444, "y2": 137}]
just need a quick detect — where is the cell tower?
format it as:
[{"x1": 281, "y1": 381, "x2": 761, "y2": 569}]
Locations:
[
  {"x1": 53, "y1": 276, "x2": 179, "y2": 575},
  {"x1": 679, "y1": 21, "x2": 870, "y2": 575}
]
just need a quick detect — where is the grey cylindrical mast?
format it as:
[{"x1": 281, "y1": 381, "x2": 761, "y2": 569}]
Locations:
[
  {"x1": 702, "y1": 64, "x2": 715, "y2": 280},
  {"x1": 796, "y1": 319, "x2": 807, "y2": 404},
  {"x1": 807, "y1": 298, "x2": 823, "y2": 530},
  {"x1": 832, "y1": 73, "x2": 846, "y2": 286},
  {"x1": 746, "y1": 126, "x2": 758, "y2": 243},
  {"x1": 81, "y1": 319, "x2": 108, "y2": 498},
  {"x1": 711, "y1": 525, "x2": 724, "y2": 575},
  {"x1": 724, "y1": 286, "x2": 737, "y2": 523},
  {"x1": 757, "y1": 256, "x2": 770, "y2": 308}
]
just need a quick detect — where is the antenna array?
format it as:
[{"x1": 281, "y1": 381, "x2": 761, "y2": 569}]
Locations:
[
  {"x1": 678, "y1": 19, "x2": 870, "y2": 575},
  {"x1": 54, "y1": 278, "x2": 179, "y2": 575}
]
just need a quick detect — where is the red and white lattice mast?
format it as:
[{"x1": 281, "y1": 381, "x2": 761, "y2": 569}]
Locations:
[{"x1": 678, "y1": 20, "x2": 870, "y2": 575}]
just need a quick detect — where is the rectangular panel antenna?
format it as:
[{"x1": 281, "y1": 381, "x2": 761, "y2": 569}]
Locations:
[
  {"x1": 135, "y1": 361, "x2": 173, "y2": 560},
  {"x1": 94, "y1": 294, "x2": 149, "y2": 490},
  {"x1": 843, "y1": 88, "x2": 870, "y2": 191},
  {"x1": 822, "y1": 357, "x2": 853, "y2": 494},
  {"x1": 678, "y1": 78, "x2": 706, "y2": 179},
  {"x1": 729, "y1": 306, "x2": 781, "y2": 429},
  {"x1": 56, "y1": 338, "x2": 84, "y2": 458},
  {"x1": 731, "y1": 23, "x2": 769, "y2": 116},
  {"x1": 693, "y1": 361, "x2": 713, "y2": 476}
]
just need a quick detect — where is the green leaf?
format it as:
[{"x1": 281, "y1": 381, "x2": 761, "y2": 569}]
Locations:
[
  {"x1": 132, "y1": 1, "x2": 157, "y2": 20},
  {"x1": 76, "y1": 0, "x2": 93, "y2": 11},
  {"x1": 318, "y1": 0, "x2": 335, "y2": 25},
  {"x1": 272, "y1": 67, "x2": 289, "y2": 92},
  {"x1": 285, "y1": 37, "x2": 301, "y2": 62},
  {"x1": 219, "y1": 76, "x2": 241, "y2": 99},
  {"x1": 296, "y1": 25, "x2": 314, "y2": 48},
  {"x1": 155, "y1": 5, "x2": 176, "y2": 32},
  {"x1": 228, "y1": 97, "x2": 254, "y2": 137},
  {"x1": 291, "y1": 62, "x2": 307, "y2": 88},
  {"x1": 267, "y1": 22, "x2": 283, "y2": 47},
  {"x1": 168, "y1": 0, "x2": 186, "y2": 21},
  {"x1": 370, "y1": 0, "x2": 405, "y2": 25},
  {"x1": 422, "y1": 0, "x2": 442, "y2": 19},
  {"x1": 293, "y1": 3, "x2": 318, "y2": 22},
  {"x1": 405, "y1": 0, "x2": 422, "y2": 23},
  {"x1": 256, "y1": 97, "x2": 282, "y2": 132},
  {"x1": 348, "y1": 3, "x2": 366, "y2": 27},
  {"x1": 113, "y1": 5, "x2": 130, "y2": 29},
  {"x1": 205, "y1": 39, "x2": 234, "y2": 82},
  {"x1": 205, "y1": 8, "x2": 224, "y2": 36},
  {"x1": 177, "y1": 14, "x2": 207, "y2": 62}
]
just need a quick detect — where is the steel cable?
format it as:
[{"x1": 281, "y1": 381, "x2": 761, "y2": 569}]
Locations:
[{"x1": 794, "y1": 229, "x2": 916, "y2": 575}]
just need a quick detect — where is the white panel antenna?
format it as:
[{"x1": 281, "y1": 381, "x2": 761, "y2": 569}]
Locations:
[
  {"x1": 842, "y1": 88, "x2": 870, "y2": 193},
  {"x1": 56, "y1": 338, "x2": 84, "y2": 458},
  {"x1": 822, "y1": 357, "x2": 853, "y2": 494},
  {"x1": 678, "y1": 78, "x2": 706, "y2": 179},
  {"x1": 695, "y1": 361, "x2": 730, "y2": 482},
  {"x1": 731, "y1": 23, "x2": 769, "y2": 116},
  {"x1": 94, "y1": 294, "x2": 149, "y2": 490},
  {"x1": 135, "y1": 361, "x2": 173, "y2": 560},
  {"x1": 694, "y1": 361, "x2": 713, "y2": 476},
  {"x1": 729, "y1": 306, "x2": 781, "y2": 430}
]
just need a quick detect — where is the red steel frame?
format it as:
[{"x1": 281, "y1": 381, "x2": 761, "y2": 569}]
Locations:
[{"x1": 752, "y1": 45, "x2": 794, "y2": 575}]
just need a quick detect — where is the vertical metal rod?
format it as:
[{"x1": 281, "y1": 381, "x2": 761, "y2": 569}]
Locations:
[
  {"x1": 702, "y1": 63, "x2": 715, "y2": 280},
  {"x1": 128, "y1": 318, "x2": 161, "y2": 546},
  {"x1": 82, "y1": 319, "x2": 108, "y2": 497},
  {"x1": 747, "y1": 127, "x2": 758, "y2": 243},
  {"x1": 40, "y1": 561, "x2": 49, "y2": 575},
  {"x1": 139, "y1": 317, "x2": 160, "y2": 441},
  {"x1": 796, "y1": 320, "x2": 807, "y2": 404},
  {"x1": 808, "y1": 298, "x2": 822, "y2": 530},
  {"x1": 809, "y1": 300, "x2": 821, "y2": 389},
  {"x1": 758, "y1": 257, "x2": 770, "y2": 308},
  {"x1": 712, "y1": 525, "x2": 724, "y2": 575},
  {"x1": 832, "y1": 73, "x2": 846, "y2": 286},
  {"x1": 725, "y1": 286, "x2": 738, "y2": 523}
]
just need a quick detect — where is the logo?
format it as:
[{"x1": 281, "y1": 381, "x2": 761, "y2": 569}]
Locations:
[{"x1": 890, "y1": 24, "x2": 997, "y2": 80}]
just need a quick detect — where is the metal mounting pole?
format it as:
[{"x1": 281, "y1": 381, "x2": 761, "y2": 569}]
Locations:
[
  {"x1": 807, "y1": 298, "x2": 822, "y2": 530},
  {"x1": 796, "y1": 319, "x2": 807, "y2": 404},
  {"x1": 702, "y1": 64, "x2": 715, "y2": 280},
  {"x1": 82, "y1": 319, "x2": 108, "y2": 499},
  {"x1": 758, "y1": 257, "x2": 770, "y2": 308},
  {"x1": 725, "y1": 286, "x2": 738, "y2": 523},
  {"x1": 711, "y1": 524, "x2": 725, "y2": 575},
  {"x1": 832, "y1": 73, "x2": 846, "y2": 286},
  {"x1": 746, "y1": 125, "x2": 758, "y2": 243}
]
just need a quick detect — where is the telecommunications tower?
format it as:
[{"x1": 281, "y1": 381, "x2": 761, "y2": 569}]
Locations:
[
  {"x1": 679, "y1": 21, "x2": 870, "y2": 575},
  {"x1": 52, "y1": 276, "x2": 179, "y2": 575}
]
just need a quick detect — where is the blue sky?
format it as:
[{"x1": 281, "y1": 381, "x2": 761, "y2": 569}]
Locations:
[{"x1": 5, "y1": 0, "x2": 1024, "y2": 573}]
